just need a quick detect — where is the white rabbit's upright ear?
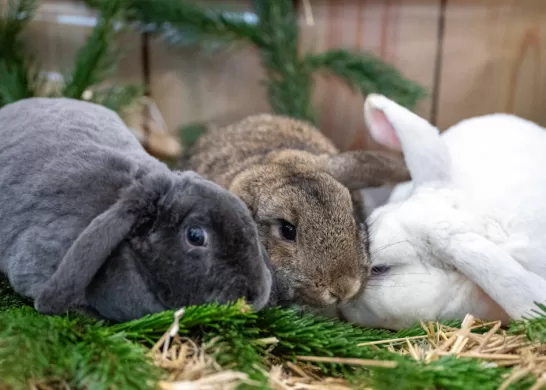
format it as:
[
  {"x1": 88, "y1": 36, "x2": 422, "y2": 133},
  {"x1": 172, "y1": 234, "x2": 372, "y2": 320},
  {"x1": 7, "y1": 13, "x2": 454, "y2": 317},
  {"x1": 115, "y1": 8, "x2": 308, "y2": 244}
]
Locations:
[
  {"x1": 445, "y1": 233, "x2": 546, "y2": 320},
  {"x1": 363, "y1": 94, "x2": 451, "y2": 186}
]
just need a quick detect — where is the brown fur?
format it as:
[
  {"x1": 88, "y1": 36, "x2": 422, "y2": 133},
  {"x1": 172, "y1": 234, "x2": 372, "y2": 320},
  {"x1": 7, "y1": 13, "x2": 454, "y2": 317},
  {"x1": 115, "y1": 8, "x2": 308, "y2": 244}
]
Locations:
[{"x1": 181, "y1": 114, "x2": 410, "y2": 308}]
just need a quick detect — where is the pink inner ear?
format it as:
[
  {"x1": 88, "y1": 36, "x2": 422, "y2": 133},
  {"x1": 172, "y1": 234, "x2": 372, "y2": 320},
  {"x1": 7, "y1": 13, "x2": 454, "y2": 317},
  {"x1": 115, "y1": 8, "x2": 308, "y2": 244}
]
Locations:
[{"x1": 369, "y1": 109, "x2": 402, "y2": 151}]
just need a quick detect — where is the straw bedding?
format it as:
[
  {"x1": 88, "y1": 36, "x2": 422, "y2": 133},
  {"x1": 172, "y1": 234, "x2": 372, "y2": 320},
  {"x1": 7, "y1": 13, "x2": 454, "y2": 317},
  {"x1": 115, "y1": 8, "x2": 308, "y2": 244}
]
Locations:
[{"x1": 149, "y1": 311, "x2": 546, "y2": 390}]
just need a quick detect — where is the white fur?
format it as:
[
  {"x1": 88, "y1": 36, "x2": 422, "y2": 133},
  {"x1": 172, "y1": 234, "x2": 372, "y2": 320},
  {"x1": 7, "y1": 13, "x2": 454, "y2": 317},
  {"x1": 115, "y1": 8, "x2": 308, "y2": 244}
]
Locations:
[{"x1": 340, "y1": 94, "x2": 546, "y2": 330}]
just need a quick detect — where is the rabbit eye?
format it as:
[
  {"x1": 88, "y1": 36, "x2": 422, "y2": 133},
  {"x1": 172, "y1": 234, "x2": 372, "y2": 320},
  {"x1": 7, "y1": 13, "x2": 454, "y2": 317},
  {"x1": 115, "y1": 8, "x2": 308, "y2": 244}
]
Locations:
[
  {"x1": 186, "y1": 226, "x2": 207, "y2": 247},
  {"x1": 371, "y1": 265, "x2": 390, "y2": 276},
  {"x1": 279, "y1": 220, "x2": 297, "y2": 241}
]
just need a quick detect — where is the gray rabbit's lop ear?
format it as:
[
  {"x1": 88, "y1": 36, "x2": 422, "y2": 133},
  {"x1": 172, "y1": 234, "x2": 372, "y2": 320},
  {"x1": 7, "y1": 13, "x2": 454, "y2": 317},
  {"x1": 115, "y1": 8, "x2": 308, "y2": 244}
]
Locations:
[
  {"x1": 34, "y1": 178, "x2": 160, "y2": 316},
  {"x1": 325, "y1": 150, "x2": 411, "y2": 190}
]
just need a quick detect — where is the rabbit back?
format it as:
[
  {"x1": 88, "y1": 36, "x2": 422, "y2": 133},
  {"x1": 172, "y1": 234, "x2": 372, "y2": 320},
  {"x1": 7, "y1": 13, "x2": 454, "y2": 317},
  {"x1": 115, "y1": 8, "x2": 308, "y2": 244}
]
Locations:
[
  {"x1": 0, "y1": 98, "x2": 163, "y2": 298},
  {"x1": 186, "y1": 114, "x2": 339, "y2": 187},
  {"x1": 441, "y1": 114, "x2": 546, "y2": 276},
  {"x1": 444, "y1": 114, "x2": 546, "y2": 201}
]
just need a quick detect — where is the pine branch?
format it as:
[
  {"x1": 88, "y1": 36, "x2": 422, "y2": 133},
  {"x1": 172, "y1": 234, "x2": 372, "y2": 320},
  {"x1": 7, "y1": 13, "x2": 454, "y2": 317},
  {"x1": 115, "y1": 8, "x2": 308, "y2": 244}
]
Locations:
[
  {"x1": 110, "y1": 299, "x2": 256, "y2": 342},
  {"x1": 0, "y1": 0, "x2": 38, "y2": 57},
  {"x1": 508, "y1": 303, "x2": 546, "y2": 342},
  {"x1": 0, "y1": 277, "x2": 31, "y2": 311},
  {"x1": 0, "y1": 58, "x2": 44, "y2": 105},
  {"x1": 304, "y1": 49, "x2": 427, "y2": 110},
  {"x1": 0, "y1": 307, "x2": 162, "y2": 390},
  {"x1": 179, "y1": 122, "x2": 208, "y2": 149},
  {"x1": 62, "y1": 0, "x2": 127, "y2": 99},
  {"x1": 252, "y1": 0, "x2": 316, "y2": 124},
  {"x1": 0, "y1": 283, "x2": 543, "y2": 390},
  {"x1": 0, "y1": 0, "x2": 142, "y2": 113},
  {"x1": 110, "y1": 0, "x2": 428, "y2": 127},
  {"x1": 90, "y1": 84, "x2": 144, "y2": 115},
  {"x1": 364, "y1": 355, "x2": 534, "y2": 390},
  {"x1": 0, "y1": 0, "x2": 43, "y2": 107},
  {"x1": 86, "y1": 0, "x2": 260, "y2": 48},
  {"x1": 205, "y1": 324, "x2": 269, "y2": 388}
]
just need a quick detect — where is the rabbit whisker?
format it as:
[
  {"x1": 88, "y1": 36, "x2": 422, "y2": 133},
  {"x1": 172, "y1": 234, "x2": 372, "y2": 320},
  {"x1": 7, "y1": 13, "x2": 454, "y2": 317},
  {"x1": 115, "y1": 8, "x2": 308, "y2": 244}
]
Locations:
[
  {"x1": 372, "y1": 272, "x2": 432, "y2": 277},
  {"x1": 366, "y1": 283, "x2": 418, "y2": 288},
  {"x1": 371, "y1": 239, "x2": 408, "y2": 255}
]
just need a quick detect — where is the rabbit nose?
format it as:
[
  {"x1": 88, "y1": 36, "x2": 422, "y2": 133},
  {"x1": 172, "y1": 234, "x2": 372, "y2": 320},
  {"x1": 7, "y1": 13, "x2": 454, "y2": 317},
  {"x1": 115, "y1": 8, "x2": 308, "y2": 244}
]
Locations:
[{"x1": 331, "y1": 278, "x2": 362, "y2": 303}]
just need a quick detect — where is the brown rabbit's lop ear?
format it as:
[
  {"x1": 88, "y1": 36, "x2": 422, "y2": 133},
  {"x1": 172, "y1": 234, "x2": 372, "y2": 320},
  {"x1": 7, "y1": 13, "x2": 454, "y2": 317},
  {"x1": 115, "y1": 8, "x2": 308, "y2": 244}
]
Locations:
[
  {"x1": 34, "y1": 179, "x2": 159, "y2": 315},
  {"x1": 325, "y1": 150, "x2": 411, "y2": 190}
]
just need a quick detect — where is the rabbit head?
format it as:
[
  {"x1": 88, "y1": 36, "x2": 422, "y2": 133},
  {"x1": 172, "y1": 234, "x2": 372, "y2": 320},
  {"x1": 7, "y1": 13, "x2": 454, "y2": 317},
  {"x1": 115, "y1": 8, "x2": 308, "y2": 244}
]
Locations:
[
  {"x1": 34, "y1": 170, "x2": 273, "y2": 322},
  {"x1": 339, "y1": 94, "x2": 546, "y2": 330},
  {"x1": 228, "y1": 140, "x2": 410, "y2": 309}
]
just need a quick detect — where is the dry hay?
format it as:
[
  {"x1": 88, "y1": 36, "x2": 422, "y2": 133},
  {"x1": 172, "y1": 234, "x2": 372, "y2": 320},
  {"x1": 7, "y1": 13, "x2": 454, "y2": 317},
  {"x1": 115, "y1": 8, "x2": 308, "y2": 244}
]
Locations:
[
  {"x1": 149, "y1": 309, "x2": 355, "y2": 390},
  {"x1": 153, "y1": 311, "x2": 546, "y2": 390}
]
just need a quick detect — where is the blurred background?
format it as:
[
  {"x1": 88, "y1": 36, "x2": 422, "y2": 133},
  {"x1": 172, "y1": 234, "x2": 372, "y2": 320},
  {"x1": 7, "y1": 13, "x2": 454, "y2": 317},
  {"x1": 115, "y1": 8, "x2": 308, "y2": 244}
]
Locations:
[{"x1": 1, "y1": 0, "x2": 545, "y2": 203}]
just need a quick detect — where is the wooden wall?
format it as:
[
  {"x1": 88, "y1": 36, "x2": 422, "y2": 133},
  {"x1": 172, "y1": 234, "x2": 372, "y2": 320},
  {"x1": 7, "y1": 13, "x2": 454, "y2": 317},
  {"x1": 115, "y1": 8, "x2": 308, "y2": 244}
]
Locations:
[{"x1": 7, "y1": 0, "x2": 546, "y2": 151}]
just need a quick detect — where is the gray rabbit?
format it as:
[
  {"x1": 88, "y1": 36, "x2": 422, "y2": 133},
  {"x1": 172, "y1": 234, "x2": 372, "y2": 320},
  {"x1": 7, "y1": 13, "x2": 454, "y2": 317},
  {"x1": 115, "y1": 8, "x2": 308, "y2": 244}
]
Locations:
[{"x1": 0, "y1": 98, "x2": 273, "y2": 322}]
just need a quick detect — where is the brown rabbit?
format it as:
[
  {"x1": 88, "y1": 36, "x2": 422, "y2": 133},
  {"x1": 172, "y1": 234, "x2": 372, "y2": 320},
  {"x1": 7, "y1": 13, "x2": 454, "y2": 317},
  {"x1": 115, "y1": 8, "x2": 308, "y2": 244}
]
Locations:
[{"x1": 180, "y1": 114, "x2": 410, "y2": 309}]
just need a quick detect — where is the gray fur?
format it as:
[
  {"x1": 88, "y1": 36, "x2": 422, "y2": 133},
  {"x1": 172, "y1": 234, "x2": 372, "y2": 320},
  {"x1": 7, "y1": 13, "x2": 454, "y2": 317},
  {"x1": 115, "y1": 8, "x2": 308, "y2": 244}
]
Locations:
[{"x1": 0, "y1": 98, "x2": 273, "y2": 322}]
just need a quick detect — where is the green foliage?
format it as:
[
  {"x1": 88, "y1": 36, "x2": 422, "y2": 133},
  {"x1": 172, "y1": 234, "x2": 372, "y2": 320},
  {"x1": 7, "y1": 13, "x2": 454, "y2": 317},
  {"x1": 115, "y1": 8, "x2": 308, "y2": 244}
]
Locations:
[
  {"x1": 250, "y1": 0, "x2": 315, "y2": 123},
  {"x1": 87, "y1": 0, "x2": 427, "y2": 127},
  {"x1": 62, "y1": 0, "x2": 127, "y2": 99},
  {"x1": 365, "y1": 356, "x2": 535, "y2": 390},
  {"x1": 90, "y1": 84, "x2": 144, "y2": 115},
  {"x1": 0, "y1": 274, "x2": 545, "y2": 390},
  {"x1": 0, "y1": 0, "x2": 37, "y2": 50},
  {"x1": 304, "y1": 49, "x2": 426, "y2": 110},
  {"x1": 117, "y1": 0, "x2": 260, "y2": 47},
  {"x1": 0, "y1": 0, "x2": 142, "y2": 113},
  {"x1": 0, "y1": 0, "x2": 44, "y2": 105},
  {"x1": 0, "y1": 307, "x2": 162, "y2": 390},
  {"x1": 0, "y1": 57, "x2": 44, "y2": 104},
  {"x1": 0, "y1": 277, "x2": 31, "y2": 311},
  {"x1": 508, "y1": 303, "x2": 546, "y2": 343},
  {"x1": 110, "y1": 299, "x2": 256, "y2": 341},
  {"x1": 179, "y1": 122, "x2": 209, "y2": 149}
]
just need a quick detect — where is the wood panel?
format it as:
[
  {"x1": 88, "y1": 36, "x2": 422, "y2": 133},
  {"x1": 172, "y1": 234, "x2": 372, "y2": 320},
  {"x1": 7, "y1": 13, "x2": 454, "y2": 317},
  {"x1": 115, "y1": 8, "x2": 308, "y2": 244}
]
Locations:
[
  {"x1": 19, "y1": 0, "x2": 143, "y2": 97},
  {"x1": 6, "y1": 0, "x2": 546, "y2": 145},
  {"x1": 437, "y1": 0, "x2": 546, "y2": 130},
  {"x1": 299, "y1": 0, "x2": 441, "y2": 151},
  {"x1": 148, "y1": 0, "x2": 270, "y2": 135}
]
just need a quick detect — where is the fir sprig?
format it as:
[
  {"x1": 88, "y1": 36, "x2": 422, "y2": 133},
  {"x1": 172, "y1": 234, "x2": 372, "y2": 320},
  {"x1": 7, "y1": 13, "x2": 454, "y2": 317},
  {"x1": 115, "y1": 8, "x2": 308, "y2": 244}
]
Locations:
[
  {"x1": 365, "y1": 356, "x2": 534, "y2": 390},
  {"x1": 0, "y1": 0, "x2": 142, "y2": 114},
  {"x1": 508, "y1": 303, "x2": 546, "y2": 342},
  {"x1": 0, "y1": 0, "x2": 38, "y2": 57},
  {"x1": 206, "y1": 323, "x2": 269, "y2": 387},
  {"x1": 0, "y1": 307, "x2": 162, "y2": 390},
  {"x1": 118, "y1": 0, "x2": 260, "y2": 47},
  {"x1": 90, "y1": 84, "x2": 144, "y2": 115},
  {"x1": 111, "y1": 299, "x2": 256, "y2": 342},
  {"x1": 0, "y1": 277, "x2": 30, "y2": 311},
  {"x1": 0, "y1": 57, "x2": 44, "y2": 104},
  {"x1": 0, "y1": 273, "x2": 544, "y2": 390},
  {"x1": 251, "y1": 0, "x2": 316, "y2": 123},
  {"x1": 86, "y1": 0, "x2": 427, "y2": 126},
  {"x1": 0, "y1": 0, "x2": 44, "y2": 106},
  {"x1": 304, "y1": 49, "x2": 426, "y2": 110},
  {"x1": 62, "y1": 0, "x2": 127, "y2": 99}
]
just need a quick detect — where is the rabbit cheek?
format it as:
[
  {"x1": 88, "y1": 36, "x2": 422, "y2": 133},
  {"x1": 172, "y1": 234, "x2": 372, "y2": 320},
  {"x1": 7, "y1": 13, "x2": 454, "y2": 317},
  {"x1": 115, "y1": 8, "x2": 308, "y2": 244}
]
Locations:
[
  {"x1": 246, "y1": 259, "x2": 274, "y2": 310},
  {"x1": 455, "y1": 283, "x2": 510, "y2": 324}
]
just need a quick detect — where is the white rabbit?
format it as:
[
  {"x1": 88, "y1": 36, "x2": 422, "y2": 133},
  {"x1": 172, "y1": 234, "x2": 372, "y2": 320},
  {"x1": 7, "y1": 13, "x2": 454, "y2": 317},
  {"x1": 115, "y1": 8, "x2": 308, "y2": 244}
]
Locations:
[{"x1": 340, "y1": 94, "x2": 546, "y2": 330}]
